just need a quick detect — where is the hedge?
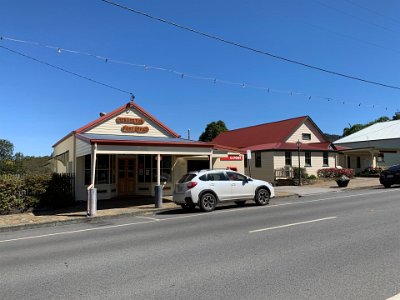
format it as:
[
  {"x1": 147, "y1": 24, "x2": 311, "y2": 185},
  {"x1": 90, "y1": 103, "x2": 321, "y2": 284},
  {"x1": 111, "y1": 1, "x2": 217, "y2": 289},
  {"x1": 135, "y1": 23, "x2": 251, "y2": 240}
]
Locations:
[
  {"x1": 0, "y1": 173, "x2": 74, "y2": 215},
  {"x1": 317, "y1": 168, "x2": 354, "y2": 179},
  {"x1": 0, "y1": 176, "x2": 26, "y2": 214}
]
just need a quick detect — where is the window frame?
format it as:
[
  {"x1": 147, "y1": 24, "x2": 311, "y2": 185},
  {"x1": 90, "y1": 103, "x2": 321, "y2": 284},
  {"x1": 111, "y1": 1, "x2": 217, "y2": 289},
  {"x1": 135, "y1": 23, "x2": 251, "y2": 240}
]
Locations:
[
  {"x1": 207, "y1": 172, "x2": 228, "y2": 181},
  {"x1": 305, "y1": 151, "x2": 312, "y2": 167},
  {"x1": 302, "y1": 133, "x2": 311, "y2": 141},
  {"x1": 356, "y1": 156, "x2": 361, "y2": 169},
  {"x1": 255, "y1": 152, "x2": 262, "y2": 168},
  {"x1": 84, "y1": 154, "x2": 114, "y2": 185},
  {"x1": 138, "y1": 155, "x2": 173, "y2": 183},
  {"x1": 285, "y1": 151, "x2": 292, "y2": 166},
  {"x1": 323, "y1": 152, "x2": 329, "y2": 167},
  {"x1": 226, "y1": 171, "x2": 246, "y2": 182}
]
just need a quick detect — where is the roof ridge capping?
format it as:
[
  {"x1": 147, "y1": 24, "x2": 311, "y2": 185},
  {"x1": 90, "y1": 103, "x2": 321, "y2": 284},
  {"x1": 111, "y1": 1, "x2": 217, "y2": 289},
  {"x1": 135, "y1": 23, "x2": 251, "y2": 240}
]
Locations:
[
  {"x1": 75, "y1": 101, "x2": 180, "y2": 137},
  {"x1": 218, "y1": 115, "x2": 309, "y2": 134},
  {"x1": 53, "y1": 100, "x2": 180, "y2": 147}
]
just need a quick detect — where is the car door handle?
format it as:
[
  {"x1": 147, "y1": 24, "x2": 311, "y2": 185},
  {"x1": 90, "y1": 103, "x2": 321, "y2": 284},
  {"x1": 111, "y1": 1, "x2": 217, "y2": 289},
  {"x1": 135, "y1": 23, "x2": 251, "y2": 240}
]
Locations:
[
  {"x1": 231, "y1": 183, "x2": 236, "y2": 186},
  {"x1": 209, "y1": 183, "x2": 215, "y2": 186}
]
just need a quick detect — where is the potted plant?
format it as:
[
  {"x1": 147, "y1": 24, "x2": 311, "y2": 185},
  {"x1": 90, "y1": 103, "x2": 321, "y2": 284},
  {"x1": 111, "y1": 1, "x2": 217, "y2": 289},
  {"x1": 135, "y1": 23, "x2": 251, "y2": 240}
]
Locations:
[{"x1": 336, "y1": 175, "x2": 350, "y2": 187}]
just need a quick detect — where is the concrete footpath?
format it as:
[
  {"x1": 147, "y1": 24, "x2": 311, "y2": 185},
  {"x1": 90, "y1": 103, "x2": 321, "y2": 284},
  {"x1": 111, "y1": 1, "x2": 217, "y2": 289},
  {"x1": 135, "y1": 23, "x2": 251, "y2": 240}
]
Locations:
[{"x1": 0, "y1": 177, "x2": 382, "y2": 232}]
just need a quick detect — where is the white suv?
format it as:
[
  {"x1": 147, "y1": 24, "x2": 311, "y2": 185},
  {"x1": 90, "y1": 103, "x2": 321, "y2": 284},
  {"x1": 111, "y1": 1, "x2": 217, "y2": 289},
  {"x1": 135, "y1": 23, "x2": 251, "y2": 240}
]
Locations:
[{"x1": 173, "y1": 169, "x2": 275, "y2": 212}]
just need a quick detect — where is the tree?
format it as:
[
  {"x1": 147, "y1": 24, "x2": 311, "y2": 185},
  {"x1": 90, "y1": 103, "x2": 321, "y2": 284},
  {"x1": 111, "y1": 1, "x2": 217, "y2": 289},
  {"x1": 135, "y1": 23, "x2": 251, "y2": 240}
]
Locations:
[
  {"x1": 199, "y1": 120, "x2": 228, "y2": 142},
  {"x1": 0, "y1": 139, "x2": 16, "y2": 174},
  {"x1": 324, "y1": 133, "x2": 342, "y2": 142},
  {"x1": 342, "y1": 116, "x2": 390, "y2": 137},
  {"x1": 392, "y1": 112, "x2": 400, "y2": 120},
  {"x1": 0, "y1": 139, "x2": 14, "y2": 160}
]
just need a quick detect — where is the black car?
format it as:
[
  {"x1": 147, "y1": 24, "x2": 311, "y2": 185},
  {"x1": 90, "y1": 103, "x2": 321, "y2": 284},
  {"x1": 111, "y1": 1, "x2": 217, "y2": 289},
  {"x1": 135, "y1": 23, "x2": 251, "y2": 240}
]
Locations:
[{"x1": 379, "y1": 164, "x2": 400, "y2": 188}]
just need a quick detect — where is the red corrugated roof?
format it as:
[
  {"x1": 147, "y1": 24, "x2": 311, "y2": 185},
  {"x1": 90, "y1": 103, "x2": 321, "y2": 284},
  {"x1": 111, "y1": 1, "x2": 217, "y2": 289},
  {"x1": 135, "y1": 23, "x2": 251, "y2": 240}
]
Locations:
[
  {"x1": 246, "y1": 142, "x2": 333, "y2": 151},
  {"x1": 75, "y1": 133, "x2": 244, "y2": 153},
  {"x1": 213, "y1": 116, "x2": 309, "y2": 148},
  {"x1": 212, "y1": 116, "x2": 334, "y2": 151}
]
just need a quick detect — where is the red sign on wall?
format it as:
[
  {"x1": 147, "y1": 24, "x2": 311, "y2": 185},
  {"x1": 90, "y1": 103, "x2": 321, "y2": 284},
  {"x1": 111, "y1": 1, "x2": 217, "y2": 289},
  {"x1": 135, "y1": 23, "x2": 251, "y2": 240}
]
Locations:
[{"x1": 220, "y1": 155, "x2": 243, "y2": 161}]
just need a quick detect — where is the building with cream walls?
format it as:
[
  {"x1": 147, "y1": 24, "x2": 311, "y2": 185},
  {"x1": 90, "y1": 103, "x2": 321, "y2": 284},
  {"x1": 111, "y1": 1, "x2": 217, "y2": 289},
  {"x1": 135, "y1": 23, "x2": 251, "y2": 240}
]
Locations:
[
  {"x1": 52, "y1": 101, "x2": 244, "y2": 201},
  {"x1": 213, "y1": 116, "x2": 344, "y2": 182}
]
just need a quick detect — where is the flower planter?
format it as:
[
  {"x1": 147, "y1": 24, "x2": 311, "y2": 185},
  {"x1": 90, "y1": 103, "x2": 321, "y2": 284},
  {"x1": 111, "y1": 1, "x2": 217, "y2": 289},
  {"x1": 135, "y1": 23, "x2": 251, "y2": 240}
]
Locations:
[
  {"x1": 336, "y1": 179, "x2": 350, "y2": 187},
  {"x1": 336, "y1": 175, "x2": 350, "y2": 187}
]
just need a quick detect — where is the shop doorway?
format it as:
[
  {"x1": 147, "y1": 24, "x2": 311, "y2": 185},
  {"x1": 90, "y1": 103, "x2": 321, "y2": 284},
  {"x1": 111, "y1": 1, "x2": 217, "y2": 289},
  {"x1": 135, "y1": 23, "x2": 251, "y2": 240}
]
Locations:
[
  {"x1": 118, "y1": 158, "x2": 136, "y2": 195},
  {"x1": 187, "y1": 160, "x2": 210, "y2": 172}
]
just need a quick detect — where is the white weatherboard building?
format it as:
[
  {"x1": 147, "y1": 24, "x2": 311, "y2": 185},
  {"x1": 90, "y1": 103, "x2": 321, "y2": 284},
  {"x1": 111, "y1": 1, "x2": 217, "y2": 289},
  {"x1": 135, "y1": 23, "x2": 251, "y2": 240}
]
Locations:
[
  {"x1": 334, "y1": 120, "x2": 400, "y2": 172},
  {"x1": 52, "y1": 101, "x2": 244, "y2": 202},
  {"x1": 212, "y1": 116, "x2": 343, "y2": 183}
]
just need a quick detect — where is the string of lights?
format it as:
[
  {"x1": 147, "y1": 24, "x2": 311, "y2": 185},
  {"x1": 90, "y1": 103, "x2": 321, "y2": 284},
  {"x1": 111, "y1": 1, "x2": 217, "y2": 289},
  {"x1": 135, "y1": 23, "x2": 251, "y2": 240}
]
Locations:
[
  {"x1": 0, "y1": 44, "x2": 134, "y2": 96},
  {"x1": 99, "y1": 0, "x2": 400, "y2": 91},
  {"x1": 0, "y1": 35, "x2": 394, "y2": 112}
]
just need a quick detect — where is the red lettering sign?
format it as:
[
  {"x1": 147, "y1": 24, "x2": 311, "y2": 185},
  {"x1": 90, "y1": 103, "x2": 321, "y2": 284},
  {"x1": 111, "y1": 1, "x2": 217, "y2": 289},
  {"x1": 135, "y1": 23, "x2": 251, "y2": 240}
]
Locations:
[
  {"x1": 116, "y1": 117, "x2": 145, "y2": 125},
  {"x1": 220, "y1": 155, "x2": 243, "y2": 161}
]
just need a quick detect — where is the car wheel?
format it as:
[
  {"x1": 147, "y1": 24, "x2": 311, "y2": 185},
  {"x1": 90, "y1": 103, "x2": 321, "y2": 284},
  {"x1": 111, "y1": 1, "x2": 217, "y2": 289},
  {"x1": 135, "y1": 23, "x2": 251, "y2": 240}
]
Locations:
[
  {"x1": 255, "y1": 188, "x2": 270, "y2": 206},
  {"x1": 199, "y1": 193, "x2": 217, "y2": 212},
  {"x1": 383, "y1": 183, "x2": 391, "y2": 188},
  {"x1": 180, "y1": 203, "x2": 196, "y2": 210},
  {"x1": 235, "y1": 200, "x2": 246, "y2": 207}
]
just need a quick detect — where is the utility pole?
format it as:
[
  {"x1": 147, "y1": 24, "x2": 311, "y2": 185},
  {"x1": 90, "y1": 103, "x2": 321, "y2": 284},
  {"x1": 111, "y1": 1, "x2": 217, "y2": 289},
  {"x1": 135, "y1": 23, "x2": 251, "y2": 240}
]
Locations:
[{"x1": 296, "y1": 140, "x2": 302, "y2": 186}]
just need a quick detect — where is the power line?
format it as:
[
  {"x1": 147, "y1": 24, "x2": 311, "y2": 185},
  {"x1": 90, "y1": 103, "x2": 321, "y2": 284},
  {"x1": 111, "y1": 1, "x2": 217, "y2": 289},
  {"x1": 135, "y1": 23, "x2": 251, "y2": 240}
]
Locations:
[
  {"x1": 99, "y1": 0, "x2": 400, "y2": 91},
  {"x1": 0, "y1": 45, "x2": 134, "y2": 96},
  {"x1": 304, "y1": 21, "x2": 400, "y2": 56},
  {"x1": 343, "y1": 0, "x2": 400, "y2": 26},
  {"x1": 314, "y1": 0, "x2": 400, "y2": 35},
  {"x1": 0, "y1": 35, "x2": 394, "y2": 112}
]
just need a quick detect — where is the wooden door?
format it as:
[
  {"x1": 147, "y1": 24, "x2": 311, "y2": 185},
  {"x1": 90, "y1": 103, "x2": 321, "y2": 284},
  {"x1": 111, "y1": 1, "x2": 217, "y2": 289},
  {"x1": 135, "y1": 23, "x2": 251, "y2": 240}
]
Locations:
[{"x1": 118, "y1": 158, "x2": 136, "y2": 195}]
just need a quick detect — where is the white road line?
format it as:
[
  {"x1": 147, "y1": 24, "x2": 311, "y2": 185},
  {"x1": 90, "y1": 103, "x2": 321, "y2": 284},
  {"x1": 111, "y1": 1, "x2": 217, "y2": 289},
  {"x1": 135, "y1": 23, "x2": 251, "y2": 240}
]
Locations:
[
  {"x1": 387, "y1": 293, "x2": 400, "y2": 300},
  {"x1": 249, "y1": 216, "x2": 337, "y2": 234},
  {"x1": 0, "y1": 220, "x2": 157, "y2": 244},
  {"x1": 135, "y1": 216, "x2": 161, "y2": 221},
  {"x1": 0, "y1": 189, "x2": 393, "y2": 244}
]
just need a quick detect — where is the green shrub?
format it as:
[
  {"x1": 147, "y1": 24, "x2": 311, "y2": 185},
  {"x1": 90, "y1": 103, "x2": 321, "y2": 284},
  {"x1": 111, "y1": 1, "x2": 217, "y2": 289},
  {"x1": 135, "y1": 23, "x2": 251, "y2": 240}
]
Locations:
[
  {"x1": 308, "y1": 175, "x2": 317, "y2": 180},
  {"x1": 0, "y1": 176, "x2": 25, "y2": 214},
  {"x1": 0, "y1": 173, "x2": 75, "y2": 214},
  {"x1": 357, "y1": 167, "x2": 382, "y2": 177},
  {"x1": 24, "y1": 173, "x2": 52, "y2": 208},
  {"x1": 292, "y1": 167, "x2": 308, "y2": 179}
]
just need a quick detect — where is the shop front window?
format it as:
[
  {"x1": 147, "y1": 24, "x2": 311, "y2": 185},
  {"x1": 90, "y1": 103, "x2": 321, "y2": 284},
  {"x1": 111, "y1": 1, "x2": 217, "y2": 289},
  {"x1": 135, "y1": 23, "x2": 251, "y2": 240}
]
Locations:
[
  {"x1": 84, "y1": 154, "x2": 115, "y2": 185},
  {"x1": 138, "y1": 155, "x2": 172, "y2": 183}
]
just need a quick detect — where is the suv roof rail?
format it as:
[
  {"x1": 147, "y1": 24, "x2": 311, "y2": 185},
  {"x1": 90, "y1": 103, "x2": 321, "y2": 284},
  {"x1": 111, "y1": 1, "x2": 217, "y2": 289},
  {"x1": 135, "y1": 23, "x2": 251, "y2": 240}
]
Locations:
[{"x1": 190, "y1": 168, "x2": 238, "y2": 174}]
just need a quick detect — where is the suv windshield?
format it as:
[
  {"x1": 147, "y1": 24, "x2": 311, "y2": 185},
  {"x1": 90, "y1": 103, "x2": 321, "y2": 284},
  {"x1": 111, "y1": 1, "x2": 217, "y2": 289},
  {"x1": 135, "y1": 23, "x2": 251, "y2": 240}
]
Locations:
[{"x1": 178, "y1": 173, "x2": 197, "y2": 183}]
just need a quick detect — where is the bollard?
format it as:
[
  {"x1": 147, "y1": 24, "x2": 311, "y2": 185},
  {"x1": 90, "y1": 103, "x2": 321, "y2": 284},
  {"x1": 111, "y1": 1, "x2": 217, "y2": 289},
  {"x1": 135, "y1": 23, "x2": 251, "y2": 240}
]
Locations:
[
  {"x1": 154, "y1": 185, "x2": 163, "y2": 208},
  {"x1": 87, "y1": 188, "x2": 97, "y2": 217}
]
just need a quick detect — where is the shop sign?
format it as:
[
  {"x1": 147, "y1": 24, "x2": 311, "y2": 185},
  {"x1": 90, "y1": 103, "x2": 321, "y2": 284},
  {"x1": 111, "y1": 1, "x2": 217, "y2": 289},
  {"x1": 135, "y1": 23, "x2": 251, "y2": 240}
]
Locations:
[
  {"x1": 121, "y1": 125, "x2": 149, "y2": 133},
  {"x1": 116, "y1": 117, "x2": 145, "y2": 125},
  {"x1": 220, "y1": 155, "x2": 242, "y2": 161},
  {"x1": 117, "y1": 117, "x2": 149, "y2": 134}
]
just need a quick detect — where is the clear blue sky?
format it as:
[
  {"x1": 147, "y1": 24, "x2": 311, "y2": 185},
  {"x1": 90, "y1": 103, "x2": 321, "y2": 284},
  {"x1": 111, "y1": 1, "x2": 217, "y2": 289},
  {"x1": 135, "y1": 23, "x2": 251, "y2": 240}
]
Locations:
[{"x1": 1, "y1": 0, "x2": 400, "y2": 156}]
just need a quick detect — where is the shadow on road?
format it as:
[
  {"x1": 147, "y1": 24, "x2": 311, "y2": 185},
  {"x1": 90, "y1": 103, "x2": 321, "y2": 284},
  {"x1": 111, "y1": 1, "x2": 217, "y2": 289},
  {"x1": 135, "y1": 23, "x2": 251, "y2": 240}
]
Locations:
[{"x1": 156, "y1": 202, "x2": 259, "y2": 216}]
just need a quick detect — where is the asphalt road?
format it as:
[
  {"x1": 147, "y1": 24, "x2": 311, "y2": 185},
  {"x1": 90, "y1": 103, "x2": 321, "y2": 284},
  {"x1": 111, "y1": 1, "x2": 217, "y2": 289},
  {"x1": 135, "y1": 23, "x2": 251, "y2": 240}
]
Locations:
[{"x1": 1, "y1": 188, "x2": 399, "y2": 300}]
